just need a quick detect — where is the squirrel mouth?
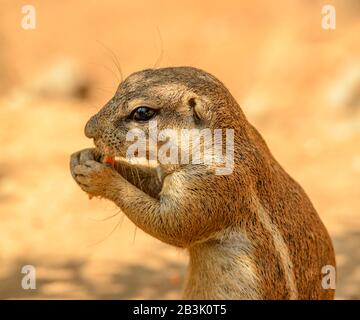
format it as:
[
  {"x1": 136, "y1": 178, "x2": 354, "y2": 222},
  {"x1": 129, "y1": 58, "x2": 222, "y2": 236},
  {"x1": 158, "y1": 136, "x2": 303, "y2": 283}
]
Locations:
[
  {"x1": 94, "y1": 139, "x2": 158, "y2": 168},
  {"x1": 96, "y1": 147, "x2": 164, "y2": 197},
  {"x1": 96, "y1": 146, "x2": 158, "y2": 172}
]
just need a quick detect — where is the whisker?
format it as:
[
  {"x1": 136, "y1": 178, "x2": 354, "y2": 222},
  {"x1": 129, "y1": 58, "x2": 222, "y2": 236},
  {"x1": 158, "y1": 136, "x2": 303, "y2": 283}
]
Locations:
[
  {"x1": 119, "y1": 211, "x2": 126, "y2": 228},
  {"x1": 117, "y1": 159, "x2": 128, "y2": 181},
  {"x1": 95, "y1": 40, "x2": 124, "y2": 83},
  {"x1": 92, "y1": 87, "x2": 116, "y2": 94},
  {"x1": 90, "y1": 210, "x2": 122, "y2": 222},
  {"x1": 129, "y1": 164, "x2": 137, "y2": 189},
  {"x1": 153, "y1": 27, "x2": 164, "y2": 69},
  {"x1": 132, "y1": 226, "x2": 138, "y2": 245},
  {"x1": 88, "y1": 214, "x2": 124, "y2": 247},
  {"x1": 89, "y1": 62, "x2": 120, "y2": 84},
  {"x1": 135, "y1": 166, "x2": 143, "y2": 192}
]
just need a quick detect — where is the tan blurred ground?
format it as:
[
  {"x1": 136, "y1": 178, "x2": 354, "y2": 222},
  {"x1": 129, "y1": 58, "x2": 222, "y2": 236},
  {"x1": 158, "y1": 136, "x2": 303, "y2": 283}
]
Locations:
[{"x1": 0, "y1": 0, "x2": 359, "y2": 299}]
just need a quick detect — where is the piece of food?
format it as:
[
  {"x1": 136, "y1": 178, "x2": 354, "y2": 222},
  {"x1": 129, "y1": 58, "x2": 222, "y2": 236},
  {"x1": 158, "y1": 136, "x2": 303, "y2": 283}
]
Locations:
[{"x1": 103, "y1": 155, "x2": 115, "y2": 167}]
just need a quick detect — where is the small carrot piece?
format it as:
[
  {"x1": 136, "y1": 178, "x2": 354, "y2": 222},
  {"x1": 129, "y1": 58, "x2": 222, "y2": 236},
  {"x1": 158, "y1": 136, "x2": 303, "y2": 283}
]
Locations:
[{"x1": 103, "y1": 155, "x2": 115, "y2": 167}]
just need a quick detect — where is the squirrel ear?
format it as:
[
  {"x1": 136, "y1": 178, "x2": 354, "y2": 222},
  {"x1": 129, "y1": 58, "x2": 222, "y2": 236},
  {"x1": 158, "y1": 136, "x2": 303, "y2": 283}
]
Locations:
[{"x1": 188, "y1": 96, "x2": 206, "y2": 124}]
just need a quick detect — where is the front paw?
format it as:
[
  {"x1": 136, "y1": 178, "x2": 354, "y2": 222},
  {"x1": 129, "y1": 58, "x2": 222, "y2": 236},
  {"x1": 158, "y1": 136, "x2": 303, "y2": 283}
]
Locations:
[{"x1": 73, "y1": 160, "x2": 118, "y2": 198}]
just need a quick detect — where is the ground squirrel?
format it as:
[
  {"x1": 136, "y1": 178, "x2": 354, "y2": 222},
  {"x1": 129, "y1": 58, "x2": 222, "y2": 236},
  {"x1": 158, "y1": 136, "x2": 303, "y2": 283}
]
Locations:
[{"x1": 70, "y1": 66, "x2": 336, "y2": 299}]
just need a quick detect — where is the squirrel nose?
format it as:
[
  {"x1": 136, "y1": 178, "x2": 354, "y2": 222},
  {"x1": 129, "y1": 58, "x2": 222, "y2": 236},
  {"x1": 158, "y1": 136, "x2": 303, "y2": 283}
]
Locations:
[{"x1": 84, "y1": 115, "x2": 99, "y2": 139}]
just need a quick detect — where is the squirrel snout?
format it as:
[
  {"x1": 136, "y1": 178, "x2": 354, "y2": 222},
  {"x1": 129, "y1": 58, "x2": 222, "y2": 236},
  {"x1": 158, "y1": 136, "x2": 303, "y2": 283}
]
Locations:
[{"x1": 84, "y1": 116, "x2": 99, "y2": 139}]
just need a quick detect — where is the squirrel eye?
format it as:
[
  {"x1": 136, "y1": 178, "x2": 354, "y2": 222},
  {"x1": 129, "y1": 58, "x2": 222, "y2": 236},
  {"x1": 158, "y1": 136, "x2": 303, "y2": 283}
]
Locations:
[{"x1": 130, "y1": 106, "x2": 157, "y2": 121}]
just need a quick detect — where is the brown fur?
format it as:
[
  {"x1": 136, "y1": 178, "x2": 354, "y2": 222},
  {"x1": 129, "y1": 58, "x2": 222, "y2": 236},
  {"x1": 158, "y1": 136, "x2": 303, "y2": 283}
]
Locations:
[{"x1": 70, "y1": 67, "x2": 336, "y2": 299}]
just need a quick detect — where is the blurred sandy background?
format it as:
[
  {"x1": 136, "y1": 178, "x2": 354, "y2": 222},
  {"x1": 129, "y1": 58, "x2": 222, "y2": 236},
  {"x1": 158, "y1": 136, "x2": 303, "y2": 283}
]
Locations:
[{"x1": 0, "y1": 0, "x2": 359, "y2": 299}]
